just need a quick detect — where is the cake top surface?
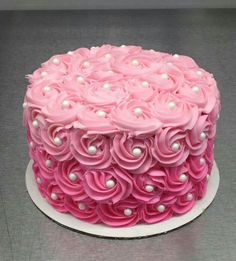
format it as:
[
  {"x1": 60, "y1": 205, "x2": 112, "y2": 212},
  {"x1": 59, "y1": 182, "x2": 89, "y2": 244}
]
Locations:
[{"x1": 25, "y1": 44, "x2": 219, "y2": 135}]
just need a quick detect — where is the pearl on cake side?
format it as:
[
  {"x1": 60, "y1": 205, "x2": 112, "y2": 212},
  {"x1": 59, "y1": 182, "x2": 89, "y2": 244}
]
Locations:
[
  {"x1": 186, "y1": 193, "x2": 193, "y2": 201},
  {"x1": 179, "y1": 174, "x2": 187, "y2": 182},
  {"x1": 102, "y1": 83, "x2": 111, "y2": 91},
  {"x1": 68, "y1": 173, "x2": 78, "y2": 182},
  {"x1": 168, "y1": 101, "x2": 176, "y2": 110},
  {"x1": 131, "y1": 59, "x2": 139, "y2": 66},
  {"x1": 83, "y1": 61, "x2": 90, "y2": 68},
  {"x1": 134, "y1": 107, "x2": 143, "y2": 117},
  {"x1": 132, "y1": 147, "x2": 142, "y2": 158},
  {"x1": 22, "y1": 102, "x2": 27, "y2": 109},
  {"x1": 141, "y1": 81, "x2": 149, "y2": 88},
  {"x1": 192, "y1": 86, "x2": 200, "y2": 93},
  {"x1": 52, "y1": 58, "x2": 60, "y2": 65},
  {"x1": 51, "y1": 193, "x2": 58, "y2": 201},
  {"x1": 199, "y1": 157, "x2": 206, "y2": 165},
  {"x1": 171, "y1": 142, "x2": 180, "y2": 152},
  {"x1": 157, "y1": 204, "x2": 165, "y2": 212},
  {"x1": 36, "y1": 177, "x2": 42, "y2": 184},
  {"x1": 76, "y1": 76, "x2": 84, "y2": 83},
  {"x1": 32, "y1": 120, "x2": 39, "y2": 128},
  {"x1": 106, "y1": 179, "x2": 115, "y2": 189},
  {"x1": 53, "y1": 137, "x2": 62, "y2": 146},
  {"x1": 124, "y1": 208, "x2": 132, "y2": 216},
  {"x1": 45, "y1": 159, "x2": 52, "y2": 168},
  {"x1": 161, "y1": 73, "x2": 168, "y2": 79},
  {"x1": 78, "y1": 202, "x2": 86, "y2": 210},
  {"x1": 200, "y1": 132, "x2": 206, "y2": 141},
  {"x1": 88, "y1": 145, "x2": 97, "y2": 155},
  {"x1": 96, "y1": 110, "x2": 106, "y2": 118},
  {"x1": 43, "y1": 86, "x2": 51, "y2": 93},
  {"x1": 145, "y1": 185, "x2": 154, "y2": 193},
  {"x1": 62, "y1": 100, "x2": 70, "y2": 108}
]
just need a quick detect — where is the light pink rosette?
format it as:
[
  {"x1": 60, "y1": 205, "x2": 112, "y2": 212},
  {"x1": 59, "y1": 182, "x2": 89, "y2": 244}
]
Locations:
[
  {"x1": 82, "y1": 166, "x2": 133, "y2": 203},
  {"x1": 41, "y1": 123, "x2": 73, "y2": 161},
  {"x1": 111, "y1": 99, "x2": 162, "y2": 135},
  {"x1": 132, "y1": 168, "x2": 167, "y2": 203},
  {"x1": 187, "y1": 155, "x2": 208, "y2": 182},
  {"x1": 97, "y1": 196, "x2": 142, "y2": 227},
  {"x1": 111, "y1": 133, "x2": 156, "y2": 174},
  {"x1": 152, "y1": 93, "x2": 199, "y2": 130},
  {"x1": 65, "y1": 196, "x2": 100, "y2": 224},
  {"x1": 153, "y1": 127, "x2": 189, "y2": 166},
  {"x1": 55, "y1": 160, "x2": 87, "y2": 200},
  {"x1": 70, "y1": 130, "x2": 112, "y2": 169},
  {"x1": 208, "y1": 99, "x2": 221, "y2": 124},
  {"x1": 165, "y1": 54, "x2": 198, "y2": 70}
]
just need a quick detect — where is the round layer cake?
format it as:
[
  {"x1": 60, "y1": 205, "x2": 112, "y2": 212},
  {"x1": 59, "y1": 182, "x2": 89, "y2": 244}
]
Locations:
[{"x1": 23, "y1": 45, "x2": 220, "y2": 227}]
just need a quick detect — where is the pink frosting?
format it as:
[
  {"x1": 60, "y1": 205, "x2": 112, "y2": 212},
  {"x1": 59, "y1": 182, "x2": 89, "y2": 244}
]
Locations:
[{"x1": 24, "y1": 45, "x2": 221, "y2": 227}]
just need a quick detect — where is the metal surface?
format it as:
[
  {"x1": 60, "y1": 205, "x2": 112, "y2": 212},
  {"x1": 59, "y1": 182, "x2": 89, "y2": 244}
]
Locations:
[{"x1": 0, "y1": 9, "x2": 235, "y2": 261}]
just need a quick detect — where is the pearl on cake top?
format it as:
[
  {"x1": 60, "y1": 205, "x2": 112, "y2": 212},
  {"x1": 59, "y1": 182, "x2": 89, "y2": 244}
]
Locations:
[
  {"x1": 124, "y1": 208, "x2": 132, "y2": 216},
  {"x1": 83, "y1": 61, "x2": 90, "y2": 68},
  {"x1": 145, "y1": 185, "x2": 154, "y2": 193},
  {"x1": 45, "y1": 159, "x2": 52, "y2": 168},
  {"x1": 121, "y1": 45, "x2": 126, "y2": 48},
  {"x1": 171, "y1": 142, "x2": 180, "y2": 152},
  {"x1": 200, "y1": 132, "x2": 206, "y2": 141},
  {"x1": 53, "y1": 137, "x2": 62, "y2": 146},
  {"x1": 196, "y1": 70, "x2": 202, "y2": 75},
  {"x1": 168, "y1": 101, "x2": 176, "y2": 110},
  {"x1": 141, "y1": 81, "x2": 149, "y2": 88},
  {"x1": 192, "y1": 86, "x2": 200, "y2": 93},
  {"x1": 22, "y1": 102, "x2": 27, "y2": 109},
  {"x1": 76, "y1": 76, "x2": 84, "y2": 83},
  {"x1": 32, "y1": 120, "x2": 39, "y2": 128},
  {"x1": 52, "y1": 58, "x2": 60, "y2": 65},
  {"x1": 131, "y1": 59, "x2": 139, "y2": 66},
  {"x1": 161, "y1": 73, "x2": 168, "y2": 79},
  {"x1": 68, "y1": 173, "x2": 78, "y2": 181},
  {"x1": 199, "y1": 157, "x2": 206, "y2": 165},
  {"x1": 173, "y1": 54, "x2": 180, "y2": 58},
  {"x1": 88, "y1": 145, "x2": 97, "y2": 155},
  {"x1": 96, "y1": 110, "x2": 106, "y2": 118},
  {"x1": 36, "y1": 177, "x2": 42, "y2": 184},
  {"x1": 186, "y1": 193, "x2": 193, "y2": 201},
  {"x1": 43, "y1": 86, "x2": 51, "y2": 93},
  {"x1": 134, "y1": 107, "x2": 143, "y2": 117},
  {"x1": 106, "y1": 179, "x2": 115, "y2": 189},
  {"x1": 62, "y1": 100, "x2": 70, "y2": 108},
  {"x1": 78, "y1": 202, "x2": 86, "y2": 210},
  {"x1": 67, "y1": 51, "x2": 73, "y2": 55},
  {"x1": 50, "y1": 193, "x2": 58, "y2": 200},
  {"x1": 132, "y1": 147, "x2": 142, "y2": 157},
  {"x1": 102, "y1": 83, "x2": 111, "y2": 91},
  {"x1": 179, "y1": 174, "x2": 187, "y2": 182},
  {"x1": 104, "y1": 53, "x2": 112, "y2": 59},
  {"x1": 157, "y1": 204, "x2": 165, "y2": 212},
  {"x1": 167, "y1": 62, "x2": 173, "y2": 66},
  {"x1": 41, "y1": 71, "x2": 48, "y2": 77}
]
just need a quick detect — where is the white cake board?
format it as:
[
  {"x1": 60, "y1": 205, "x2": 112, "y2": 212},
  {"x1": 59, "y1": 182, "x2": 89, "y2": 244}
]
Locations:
[{"x1": 26, "y1": 160, "x2": 220, "y2": 239}]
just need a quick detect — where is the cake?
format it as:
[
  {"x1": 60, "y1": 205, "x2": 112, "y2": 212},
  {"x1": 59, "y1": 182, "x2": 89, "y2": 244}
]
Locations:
[{"x1": 23, "y1": 45, "x2": 220, "y2": 228}]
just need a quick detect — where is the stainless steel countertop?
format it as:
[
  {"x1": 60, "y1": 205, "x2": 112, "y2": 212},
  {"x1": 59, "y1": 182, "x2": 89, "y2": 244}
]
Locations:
[{"x1": 0, "y1": 9, "x2": 235, "y2": 261}]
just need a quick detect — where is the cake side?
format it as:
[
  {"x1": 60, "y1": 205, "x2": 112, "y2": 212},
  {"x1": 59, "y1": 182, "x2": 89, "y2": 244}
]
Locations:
[{"x1": 23, "y1": 45, "x2": 220, "y2": 227}]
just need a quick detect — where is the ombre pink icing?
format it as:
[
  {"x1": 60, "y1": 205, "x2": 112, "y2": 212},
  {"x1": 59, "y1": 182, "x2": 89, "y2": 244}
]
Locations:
[{"x1": 23, "y1": 45, "x2": 220, "y2": 227}]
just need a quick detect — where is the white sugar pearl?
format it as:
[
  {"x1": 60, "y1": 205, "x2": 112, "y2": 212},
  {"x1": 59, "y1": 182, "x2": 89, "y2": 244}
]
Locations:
[
  {"x1": 197, "y1": 70, "x2": 202, "y2": 75},
  {"x1": 83, "y1": 61, "x2": 90, "y2": 68},
  {"x1": 157, "y1": 204, "x2": 165, "y2": 212},
  {"x1": 131, "y1": 59, "x2": 139, "y2": 66},
  {"x1": 53, "y1": 137, "x2": 62, "y2": 146},
  {"x1": 134, "y1": 107, "x2": 143, "y2": 117},
  {"x1": 76, "y1": 76, "x2": 84, "y2": 83},
  {"x1": 41, "y1": 71, "x2": 48, "y2": 77},
  {"x1": 88, "y1": 145, "x2": 97, "y2": 155},
  {"x1": 30, "y1": 141, "x2": 34, "y2": 148},
  {"x1": 192, "y1": 86, "x2": 200, "y2": 93},
  {"x1": 141, "y1": 81, "x2": 149, "y2": 88},
  {"x1": 45, "y1": 159, "x2": 52, "y2": 168},
  {"x1": 207, "y1": 174, "x2": 210, "y2": 181},
  {"x1": 168, "y1": 101, "x2": 176, "y2": 110},
  {"x1": 96, "y1": 110, "x2": 106, "y2": 118},
  {"x1": 171, "y1": 142, "x2": 180, "y2": 152},
  {"x1": 22, "y1": 102, "x2": 27, "y2": 108},
  {"x1": 121, "y1": 45, "x2": 126, "y2": 48},
  {"x1": 68, "y1": 173, "x2": 78, "y2": 182},
  {"x1": 78, "y1": 202, "x2": 86, "y2": 210},
  {"x1": 179, "y1": 174, "x2": 187, "y2": 182},
  {"x1": 149, "y1": 49, "x2": 155, "y2": 52},
  {"x1": 91, "y1": 46, "x2": 96, "y2": 49},
  {"x1": 173, "y1": 54, "x2": 179, "y2": 58},
  {"x1": 62, "y1": 100, "x2": 70, "y2": 108},
  {"x1": 161, "y1": 73, "x2": 168, "y2": 79},
  {"x1": 167, "y1": 62, "x2": 172, "y2": 66},
  {"x1": 107, "y1": 70, "x2": 113, "y2": 74},
  {"x1": 105, "y1": 53, "x2": 112, "y2": 59},
  {"x1": 132, "y1": 147, "x2": 142, "y2": 158},
  {"x1": 186, "y1": 193, "x2": 193, "y2": 201},
  {"x1": 200, "y1": 132, "x2": 206, "y2": 141},
  {"x1": 124, "y1": 208, "x2": 132, "y2": 216},
  {"x1": 43, "y1": 86, "x2": 51, "y2": 93},
  {"x1": 32, "y1": 120, "x2": 39, "y2": 128},
  {"x1": 145, "y1": 185, "x2": 154, "y2": 193},
  {"x1": 102, "y1": 83, "x2": 111, "y2": 91},
  {"x1": 52, "y1": 58, "x2": 60, "y2": 65},
  {"x1": 36, "y1": 177, "x2": 42, "y2": 184},
  {"x1": 67, "y1": 51, "x2": 73, "y2": 55},
  {"x1": 51, "y1": 193, "x2": 58, "y2": 201},
  {"x1": 106, "y1": 179, "x2": 115, "y2": 189},
  {"x1": 199, "y1": 158, "x2": 206, "y2": 165}
]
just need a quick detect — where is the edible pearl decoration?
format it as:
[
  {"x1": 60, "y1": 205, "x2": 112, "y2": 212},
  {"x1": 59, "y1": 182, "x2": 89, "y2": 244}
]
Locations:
[
  {"x1": 76, "y1": 76, "x2": 84, "y2": 83},
  {"x1": 141, "y1": 81, "x2": 149, "y2": 88},
  {"x1": 167, "y1": 62, "x2": 172, "y2": 66},
  {"x1": 134, "y1": 107, "x2": 143, "y2": 117},
  {"x1": 186, "y1": 193, "x2": 193, "y2": 201},
  {"x1": 30, "y1": 141, "x2": 34, "y2": 148},
  {"x1": 50, "y1": 193, "x2": 58, "y2": 201},
  {"x1": 43, "y1": 86, "x2": 51, "y2": 93},
  {"x1": 88, "y1": 145, "x2": 97, "y2": 155},
  {"x1": 171, "y1": 142, "x2": 180, "y2": 152},
  {"x1": 192, "y1": 86, "x2": 200, "y2": 93},
  {"x1": 161, "y1": 73, "x2": 168, "y2": 79},
  {"x1": 207, "y1": 174, "x2": 210, "y2": 181},
  {"x1": 173, "y1": 54, "x2": 179, "y2": 58},
  {"x1": 200, "y1": 132, "x2": 206, "y2": 141},
  {"x1": 41, "y1": 71, "x2": 48, "y2": 77},
  {"x1": 199, "y1": 157, "x2": 206, "y2": 165},
  {"x1": 145, "y1": 185, "x2": 154, "y2": 193},
  {"x1": 45, "y1": 159, "x2": 52, "y2": 168},
  {"x1": 168, "y1": 101, "x2": 176, "y2": 109},
  {"x1": 52, "y1": 58, "x2": 60, "y2": 64},
  {"x1": 53, "y1": 137, "x2": 62, "y2": 146},
  {"x1": 197, "y1": 70, "x2": 202, "y2": 75},
  {"x1": 179, "y1": 174, "x2": 187, "y2": 182},
  {"x1": 32, "y1": 120, "x2": 39, "y2": 128},
  {"x1": 106, "y1": 179, "x2": 115, "y2": 189},
  {"x1": 22, "y1": 102, "x2": 27, "y2": 108},
  {"x1": 105, "y1": 53, "x2": 112, "y2": 59},
  {"x1": 121, "y1": 45, "x2": 126, "y2": 48},
  {"x1": 68, "y1": 173, "x2": 78, "y2": 182},
  {"x1": 96, "y1": 110, "x2": 106, "y2": 118},
  {"x1": 78, "y1": 202, "x2": 86, "y2": 210},
  {"x1": 36, "y1": 177, "x2": 42, "y2": 184},
  {"x1": 131, "y1": 59, "x2": 139, "y2": 66},
  {"x1": 132, "y1": 147, "x2": 142, "y2": 158},
  {"x1": 124, "y1": 208, "x2": 132, "y2": 216},
  {"x1": 67, "y1": 51, "x2": 73, "y2": 55},
  {"x1": 157, "y1": 204, "x2": 165, "y2": 212},
  {"x1": 83, "y1": 61, "x2": 90, "y2": 68},
  {"x1": 102, "y1": 83, "x2": 111, "y2": 91},
  {"x1": 62, "y1": 100, "x2": 70, "y2": 108}
]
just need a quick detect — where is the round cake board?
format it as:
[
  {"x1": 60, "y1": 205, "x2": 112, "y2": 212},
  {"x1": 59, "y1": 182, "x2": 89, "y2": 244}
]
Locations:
[{"x1": 26, "y1": 160, "x2": 220, "y2": 239}]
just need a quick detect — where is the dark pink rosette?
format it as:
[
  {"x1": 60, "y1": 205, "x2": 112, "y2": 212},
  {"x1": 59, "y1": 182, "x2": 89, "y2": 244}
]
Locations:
[
  {"x1": 70, "y1": 130, "x2": 112, "y2": 169},
  {"x1": 64, "y1": 196, "x2": 100, "y2": 224},
  {"x1": 55, "y1": 160, "x2": 87, "y2": 201},
  {"x1": 111, "y1": 133, "x2": 156, "y2": 174},
  {"x1": 41, "y1": 123, "x2": 73, "y2": 161},
  {"x1": 82, "y1": 166, "x2": 133, "y2": 203},
  {"x1": 97, "y1": 196, "x2": 142, "y2": 227},
  {"x1": 187, "y1": 155, "x2": 208, "y2": 182},
  {"x1": 195, "y1": 178, "x2": 208, "y2": 199},
  {"x1": 205, "y1": 139, "x2": 214, "y2": 173},
  {"x1": 132, "y1": 168, "x2": 167, "y2": 203},
  {"x1": 152, "y1": 127, "x2": 189, "y2": 166}
]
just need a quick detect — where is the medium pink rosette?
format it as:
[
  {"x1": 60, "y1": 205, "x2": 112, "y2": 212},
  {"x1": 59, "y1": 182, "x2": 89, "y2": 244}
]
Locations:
[
  {"x1": 208, "y1": 99, "x2": 220, "y2": 124},
  {"x1": 111, "y1": 133, "x2": 156, "y2": 174},
  {"x1": 65, "y1": 196, "x2": 100, "y2": 224},
  {"x1": 70, "y1": 130, "x2": 112, "y2": 169},
  {"x1": 153, "y1": 127, "x2": 189, "y2": 166},
  {"x1": 205, "y1": 139, "x2": 214, "y2": 173},
  {"x1": 152, "y1": 93, "x2": 199, "y2": 130},
  {"x1": 187, "y1": 155, "x2": 208, "y2": 182},
  {"x1": 97, "y1": 196, "x2": 142, "y2": 227},
  {"x1": 111, "y1": 99, "x2": 162, "y2": 135},
  {"x1": 41, "y1": 123, "x2": 73, "y2": 161},
  {"x1": 82, "y1": 166, "x2": 133, "y2": 203},
  {"x1": 132, "y1": 168, "x2": 167, "y2": 203},
  {"x1": 55, "y1": 160, "x2": 88, "y2": 201}
]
